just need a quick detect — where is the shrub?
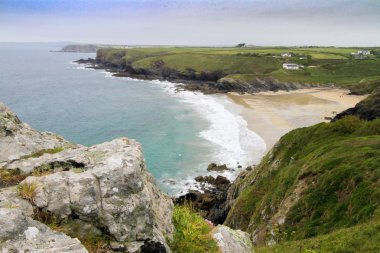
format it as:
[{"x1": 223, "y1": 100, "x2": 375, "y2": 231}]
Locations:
[{"x1": 169, "y1": 205, "x2": 218, "y2": 253}]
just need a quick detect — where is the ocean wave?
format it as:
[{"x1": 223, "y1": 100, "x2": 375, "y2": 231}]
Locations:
[{"x1": 150, "y1": 79, "x2": 266, "y2": 189}]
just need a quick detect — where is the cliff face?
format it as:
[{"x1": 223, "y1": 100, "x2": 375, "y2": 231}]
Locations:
[
  {"x1": 0, "y1": 103, "x2": 174, "y2": 253},
  {"x1": 224, "y1": 116, "x2": 380, "y2": 246}
]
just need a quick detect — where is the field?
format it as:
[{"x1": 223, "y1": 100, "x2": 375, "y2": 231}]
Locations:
[{"x1": 97, "y1": 46, "x2": 380, "y2": 93}]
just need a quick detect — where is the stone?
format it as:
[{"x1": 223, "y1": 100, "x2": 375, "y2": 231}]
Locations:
[
  {"x1": 0, "y1": 208, "x2": 88, "y2": 253},
  {"x1": 0, "y1": 102, "x2": 77, "y2": 164},
  {"x1": 212, "y1": 225, "x2": 254, "y2": 253}
]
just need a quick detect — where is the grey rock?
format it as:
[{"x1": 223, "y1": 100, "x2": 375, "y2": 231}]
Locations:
[
  {"x1": 0, "y1": 208, "x2": 88, "y2": 253},
  {"x1": 19, "y1": 138, "x2": 173, "y2": 250},
  {"x1": 212, "y1": 225, "x2": 254, "y2": 253},
  {"x1": 0, "y1": 102, "x2": 77, "y2": 164}
]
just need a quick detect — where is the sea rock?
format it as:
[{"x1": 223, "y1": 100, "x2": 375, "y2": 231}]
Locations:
[
  {"x1": 207, "y1": 163, "x2": 229, "y2": 172},
  {"x1": 0, "y1": 102, "x2": 76, "y2": 165},
  {"x1": 0, "y1": 208, "x2": 88, "y2": 253},
  {"x1": 212, "y1": 225, "x2": 254, "y2": 253},
  {"x1": 176, "y1": 175, "x2": 231, "y2": 224}
]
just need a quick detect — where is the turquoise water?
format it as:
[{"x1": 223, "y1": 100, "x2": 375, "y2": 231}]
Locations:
[{"x1": 0, "y1": 44, "x2": 265, "y2": 194}]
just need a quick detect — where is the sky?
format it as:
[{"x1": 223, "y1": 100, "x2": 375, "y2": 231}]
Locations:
[{"x1": 1, "y1": 0, "x2": 380, "y2": 46}]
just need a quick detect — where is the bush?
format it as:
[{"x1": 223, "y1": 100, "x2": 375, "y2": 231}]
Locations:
[{"x1": 169, "y1": 205, "x2": 218, "y2": 253}]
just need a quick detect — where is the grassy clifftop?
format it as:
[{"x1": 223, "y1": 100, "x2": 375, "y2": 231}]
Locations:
[
  {"x1": 224, "y1": 115, "x2": 380, "y2": 248},
  {"x1": 95, "y1": 46, "x2": 380, "y2": 93}
]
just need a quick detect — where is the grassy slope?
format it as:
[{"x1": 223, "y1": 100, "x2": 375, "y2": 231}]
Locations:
[
  {"x1": 97, "y1": 47, "x2": 380, "y2": 92},
  {"x1": 256, "y1": 211, "x2": 380, "y2": 253},
  {"x1": 224, "y1": 116, "x2": 380, "y2": 243}
]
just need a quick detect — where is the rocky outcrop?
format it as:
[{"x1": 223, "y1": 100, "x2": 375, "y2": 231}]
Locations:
[
  {"x1": 212, "y1": 225, "x2": 254, "y2": 253},
  {"x1": 333, "y1": 86, "x2": 380, "y2": 121},
  {"x1": 0, "y1": 102, "x2": 76, "y2": 166},
  {"x1": 0, "y1": 208, "x2": 88, "y2": 253},
  {"x1": 0, "y1": 103, "x2": 174, "y2": 252}
]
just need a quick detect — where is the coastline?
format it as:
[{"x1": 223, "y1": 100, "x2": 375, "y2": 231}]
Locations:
[{"x1": 227, "y1": 88, "x2": 367, "y2": 152}]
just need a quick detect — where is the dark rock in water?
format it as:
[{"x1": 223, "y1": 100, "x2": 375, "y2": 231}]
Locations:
[
  {"x1": 333, "y1": 86, "x2": 380, "y2": 121},
  {"x1": 195, "y1": 175, "x2": 230, "y2": 190},
  {"x1": 207, "y1": 163, "x2": 229, "y2": 172},
  {"x1": 74, "y1": 58, "x2": 96, "y2": 64},
  {"x1": 175, "y1": 175, "x2": 232, "y2": 224}
]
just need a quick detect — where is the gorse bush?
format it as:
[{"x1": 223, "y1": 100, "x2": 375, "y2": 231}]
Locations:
[{"x1": 169, "y1": 205, "x2": 218, "y2": 253}]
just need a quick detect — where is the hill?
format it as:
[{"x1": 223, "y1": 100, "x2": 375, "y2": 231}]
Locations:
[{"x1": 79, "y1": 46, "x2": 380, "y2": 94}]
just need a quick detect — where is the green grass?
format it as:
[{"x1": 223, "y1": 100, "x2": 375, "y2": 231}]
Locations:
[
  {"x1": 96, "y1": 46, "x2": 380, "y2": 93},
  {"x1": 21, "y1": 147, "x2": 64, "y2": 159},
  {"x1": 256, "y1": 210, "x2": 380, "y2": 253},
  {"x1": 224, "y1": 117, "x2": 380, "y2": 244},
  {"x1": 169, "y1": 205, "x2": 219, "y2": 253}
]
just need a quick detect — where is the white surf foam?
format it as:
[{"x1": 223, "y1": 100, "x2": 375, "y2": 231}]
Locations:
[{"x1": 149, "y1": 80, "x2": 266, "y2": 191}]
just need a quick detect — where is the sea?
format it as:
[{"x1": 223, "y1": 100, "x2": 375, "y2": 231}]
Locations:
[{"x1": 0, "y1": 43, "x2": 265, "y2": 195}]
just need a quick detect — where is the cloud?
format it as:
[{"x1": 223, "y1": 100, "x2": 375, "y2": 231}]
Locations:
[{"x1": 0, "y1": 0, "x2": 379, "y2": 46}]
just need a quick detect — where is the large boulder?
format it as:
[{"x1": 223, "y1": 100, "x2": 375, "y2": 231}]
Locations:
[
  {"x1": 0, "y1": 208, "x2": 88, "y2": 253},
  {"x1": 212, "y1": 225, "x2": 254, "y2": 253}
]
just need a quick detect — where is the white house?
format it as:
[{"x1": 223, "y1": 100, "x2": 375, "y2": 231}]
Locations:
[
  {"x1": 281, "y1": 52, "x2": 292, "y2": 57},
  {"x1": 358, "y1": 50, "x2": 371, "y2": 55},
  {"x1": 283, "y1": 63, "x2": 301, "y2": 70}
]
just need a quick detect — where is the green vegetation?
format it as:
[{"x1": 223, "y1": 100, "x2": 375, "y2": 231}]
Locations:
[
  {"x1": 256, "y1": 210, "x2": 380, "y2": 253},
  {"x1": 169, "y1": 205, "x2": 218, "y2": 253},
  {"x1": 225, "y1": 116, "x2": 380, "y2": 244},
  {"x1": 97, "y1": 46, "x2": 380, "y2": 93},
  {"x1": 17, "y1": 181, "x2": 38, "y2": 202},
  {"x1": 21, "y1": 147, "x2": 64, "y2": 159}
]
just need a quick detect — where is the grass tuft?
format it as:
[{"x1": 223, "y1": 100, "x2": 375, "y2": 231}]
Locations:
[
  {"x1": 169, "y1": 205, "x2": 218, "y2": 253},
  {"x1": 17, "y1": 181, "x2": 38, "y2": 202}
]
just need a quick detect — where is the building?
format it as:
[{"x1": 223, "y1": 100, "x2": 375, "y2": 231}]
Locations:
[
  {"x1": 283, "y1": 63, "x2": 301, "y2": 70},
  {"x1": 358, "y1": 50, "x2": 371, "y2": 55},
  {"x1": 281, "y1": 52, "x2": 292, "y2": 57}
]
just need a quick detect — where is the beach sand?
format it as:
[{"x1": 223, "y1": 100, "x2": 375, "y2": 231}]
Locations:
[{"x1": 228, "y1": 88, "x2": 367, "y2": 152}]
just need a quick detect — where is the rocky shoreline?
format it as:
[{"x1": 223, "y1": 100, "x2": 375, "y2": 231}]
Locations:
[{"x1": 75, "y1": 58, "x2": 318, "y2": 94}]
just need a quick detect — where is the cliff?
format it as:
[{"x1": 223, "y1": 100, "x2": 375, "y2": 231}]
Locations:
[{"x1": 0, "y1": 102, "x2": 174, "y2": 252}]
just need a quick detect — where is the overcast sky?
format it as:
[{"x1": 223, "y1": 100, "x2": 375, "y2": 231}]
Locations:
[{"x1": 1, "y1": 0, "x2": 379, "y2": 46}]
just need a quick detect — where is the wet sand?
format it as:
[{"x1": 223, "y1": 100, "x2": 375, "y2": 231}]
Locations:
[{"x1": 228, "y1": 88, "x2": 367, "y2": 152}]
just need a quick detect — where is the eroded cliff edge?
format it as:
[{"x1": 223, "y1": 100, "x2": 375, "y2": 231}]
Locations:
[{"x1": 0, "y1": 102, "x2": 174, "y2": 253}]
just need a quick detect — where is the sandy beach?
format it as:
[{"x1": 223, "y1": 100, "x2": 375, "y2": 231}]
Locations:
[{"x1": 228, "y1": 88, "x2": 367, "y2": 152}]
